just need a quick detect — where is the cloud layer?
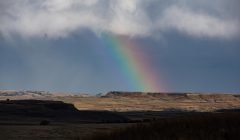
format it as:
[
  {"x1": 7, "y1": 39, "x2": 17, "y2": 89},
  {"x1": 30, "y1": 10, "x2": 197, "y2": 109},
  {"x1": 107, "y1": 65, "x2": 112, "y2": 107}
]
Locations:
[{"x1": 0, "y1": 0, "x2": 239, "y2": 39}]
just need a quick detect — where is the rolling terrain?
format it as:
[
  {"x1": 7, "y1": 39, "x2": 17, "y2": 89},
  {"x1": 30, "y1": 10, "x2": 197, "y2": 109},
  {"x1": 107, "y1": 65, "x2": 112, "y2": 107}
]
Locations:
[
  {"x1": 1, "y1": 90, "x2": 239, "y2": 112},
  {"x1": 0, "y1": 90, "x2": 240, "y2": 140}
]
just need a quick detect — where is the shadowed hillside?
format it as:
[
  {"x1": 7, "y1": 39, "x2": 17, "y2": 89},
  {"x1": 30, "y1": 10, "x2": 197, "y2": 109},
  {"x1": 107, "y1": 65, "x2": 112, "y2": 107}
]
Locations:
[
  {"x1": 0, "y1": 100, "x2": 129, "y2": 124},
  {"x1": 86, "y1": 112, "x2": 240, "y2": 140}
]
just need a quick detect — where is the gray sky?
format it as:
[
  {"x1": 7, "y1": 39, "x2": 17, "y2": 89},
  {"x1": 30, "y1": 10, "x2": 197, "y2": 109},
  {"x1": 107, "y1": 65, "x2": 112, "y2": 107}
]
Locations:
[{"x1": 0, "y1": 0, "x2": 239, "y2": 94}]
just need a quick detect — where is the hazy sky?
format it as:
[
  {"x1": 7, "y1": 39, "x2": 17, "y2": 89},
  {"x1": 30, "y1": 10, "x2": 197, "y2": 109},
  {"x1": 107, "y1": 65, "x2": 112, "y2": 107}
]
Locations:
[{"x1": 0, "y1": 0, "x2": 240, "y2": 94}]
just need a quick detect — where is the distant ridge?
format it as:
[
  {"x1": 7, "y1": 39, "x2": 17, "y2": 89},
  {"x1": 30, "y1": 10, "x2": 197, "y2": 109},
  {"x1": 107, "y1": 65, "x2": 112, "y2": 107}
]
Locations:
[
  {"x1": 104, "y1": 91, "x2": 240, "y2": 101},
  {"x1": 0, "y1": 90, "x2": 90, "y2": 100},
  {"x1": 1, "y1": 90, "x2": 240, "y2": 103},
  {"x1": 1, "y1": 90, "x2": 240, "y2": 112}
]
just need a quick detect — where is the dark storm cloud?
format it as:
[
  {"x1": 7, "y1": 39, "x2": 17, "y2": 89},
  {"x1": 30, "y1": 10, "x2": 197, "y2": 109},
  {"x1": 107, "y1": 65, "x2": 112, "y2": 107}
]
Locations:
[{"x1": 0, "y1": 0, "x2": 239, "y2": 39}]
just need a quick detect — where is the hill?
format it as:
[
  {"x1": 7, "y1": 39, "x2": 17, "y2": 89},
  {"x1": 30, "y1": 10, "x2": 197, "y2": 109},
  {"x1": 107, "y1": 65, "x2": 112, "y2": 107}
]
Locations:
[
  {"x1": 1, "y1": 90, "x2": 240, "y2": 112},
  {"x1": 0, "y1": 90, "x2": 240, "y2": 140},
  {"x1": 0, "y1": 99, "x2": 128, "y2": 125}
]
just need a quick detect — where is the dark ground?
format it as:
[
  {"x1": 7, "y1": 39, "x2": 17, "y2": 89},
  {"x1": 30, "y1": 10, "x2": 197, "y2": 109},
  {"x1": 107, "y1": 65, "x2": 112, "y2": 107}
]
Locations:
[{"x1": 0, "y1": 100, "x2": 239, "y2": 140}]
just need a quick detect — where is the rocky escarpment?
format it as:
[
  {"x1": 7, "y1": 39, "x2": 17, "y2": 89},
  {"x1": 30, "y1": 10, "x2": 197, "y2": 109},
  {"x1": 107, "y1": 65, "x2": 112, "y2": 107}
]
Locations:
[{"x1": 104, "y1": 91, "x2": 240, "y2": 102}]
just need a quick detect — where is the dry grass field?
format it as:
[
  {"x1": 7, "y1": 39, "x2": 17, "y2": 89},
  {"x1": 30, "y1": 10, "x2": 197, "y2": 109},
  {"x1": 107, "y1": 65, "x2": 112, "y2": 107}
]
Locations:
[
  {"x1": 1, "y1": 91, "x2": 240, "y2": 112},
  {"x1": 0, "y1": 90, "x2": 240, "y2": 140},
  {"x1": 0, "y1": 123, "x2": 133, "y2": 140},
  {"x1": 56, "y1": 92, "x2": 240, "y2": 112}
]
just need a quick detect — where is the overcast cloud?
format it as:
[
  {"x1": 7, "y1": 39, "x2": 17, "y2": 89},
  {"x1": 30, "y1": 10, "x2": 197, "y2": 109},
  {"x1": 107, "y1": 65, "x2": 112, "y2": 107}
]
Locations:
[{"x1": 0, "y1": 0, "x2": 239, "y2": 39}]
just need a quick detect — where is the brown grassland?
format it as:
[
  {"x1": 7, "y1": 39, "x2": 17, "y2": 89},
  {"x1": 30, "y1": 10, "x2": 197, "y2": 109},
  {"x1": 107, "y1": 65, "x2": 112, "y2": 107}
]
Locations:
[{"x1": 0, "y1": 91, "x2": 240, "y2": 140}]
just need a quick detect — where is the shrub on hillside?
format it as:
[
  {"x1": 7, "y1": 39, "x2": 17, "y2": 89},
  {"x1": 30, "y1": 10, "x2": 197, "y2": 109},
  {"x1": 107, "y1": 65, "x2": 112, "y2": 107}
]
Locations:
[{"x1": 40, "y1": 120, "x2": 50, "y2": 125}]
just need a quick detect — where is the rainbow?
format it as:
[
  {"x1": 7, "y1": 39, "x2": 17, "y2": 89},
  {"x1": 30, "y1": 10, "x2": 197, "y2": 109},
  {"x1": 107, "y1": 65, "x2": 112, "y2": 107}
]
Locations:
[{"x1": 101, "y1": 33, "x2": 165, "y2": 92}]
